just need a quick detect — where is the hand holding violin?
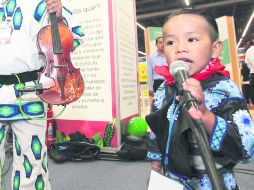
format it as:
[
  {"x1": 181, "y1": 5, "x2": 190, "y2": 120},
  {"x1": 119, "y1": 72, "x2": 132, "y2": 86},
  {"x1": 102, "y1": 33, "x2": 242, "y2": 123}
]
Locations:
[
  {"x1": 37, "y1": 0, "x2": 84, "y2": 105},
  {"x1": 44, "y1": 0, "x2": 63, "y2": 19}
]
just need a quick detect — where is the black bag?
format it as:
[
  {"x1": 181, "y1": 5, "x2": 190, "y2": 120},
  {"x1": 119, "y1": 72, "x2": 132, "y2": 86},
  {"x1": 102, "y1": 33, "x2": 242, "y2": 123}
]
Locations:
[
  {"x1": 48, "y1": 132, "x2": 100, "y2": 162},
  {"x1": 117, "y1": 135, "x2": 148, "y2": 161}
]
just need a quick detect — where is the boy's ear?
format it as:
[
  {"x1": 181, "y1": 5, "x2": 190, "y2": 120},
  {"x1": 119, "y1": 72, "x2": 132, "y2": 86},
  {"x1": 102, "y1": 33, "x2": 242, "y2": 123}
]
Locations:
[{"x1": 211, "y1": 41, "x2": 222, "y2": 58}]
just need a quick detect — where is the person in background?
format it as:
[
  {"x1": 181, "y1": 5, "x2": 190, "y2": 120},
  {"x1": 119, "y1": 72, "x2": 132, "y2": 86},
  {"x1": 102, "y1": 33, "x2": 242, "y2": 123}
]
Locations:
[
  {"x1": 241, "y1": 53, "x2": 254, "y2": 109},
  {"x1": 0, "y1": 0, "x2": 83, "y2": 189},
  {"x1": 147, "y1": 36, "x2": 167, "y2": 98},
  {"x1": 146, "y1": 9, "x2": 254, "y2": 190}
]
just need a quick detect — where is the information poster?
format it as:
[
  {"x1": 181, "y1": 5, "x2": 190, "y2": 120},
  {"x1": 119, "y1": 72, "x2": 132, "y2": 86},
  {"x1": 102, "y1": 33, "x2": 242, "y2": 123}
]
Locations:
[
  {"x1": 56, "y1": 1, "x2": 112, "y2": 121},
  {"x1": 115, "y1": 0, "x2": 139, "y2": 120},
  {"x1": 53, "y1": 0, "x2": 117, "y2": 148},
  {"x1": 52, "y1": 0, "x2": 139, "y2": 149}
]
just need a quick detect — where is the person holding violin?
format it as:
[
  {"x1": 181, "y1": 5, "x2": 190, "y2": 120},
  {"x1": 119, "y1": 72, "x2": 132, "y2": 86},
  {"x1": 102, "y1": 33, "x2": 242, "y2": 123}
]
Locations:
[{"x1": 0, "y1": 0, "x2": 83, "y2": 189}]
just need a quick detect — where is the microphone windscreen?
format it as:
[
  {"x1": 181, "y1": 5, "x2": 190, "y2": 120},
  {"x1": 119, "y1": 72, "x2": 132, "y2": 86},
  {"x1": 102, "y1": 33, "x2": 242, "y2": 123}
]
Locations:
[{"x1": 169, "y1": 60, "x2": 189, "y2": 77}]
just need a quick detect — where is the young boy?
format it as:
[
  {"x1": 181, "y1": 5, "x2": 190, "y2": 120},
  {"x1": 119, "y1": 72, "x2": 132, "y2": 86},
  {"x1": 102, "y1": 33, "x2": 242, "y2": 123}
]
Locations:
[{"x1": 146, "y1": 9, "x2": 254, "y2": 190}]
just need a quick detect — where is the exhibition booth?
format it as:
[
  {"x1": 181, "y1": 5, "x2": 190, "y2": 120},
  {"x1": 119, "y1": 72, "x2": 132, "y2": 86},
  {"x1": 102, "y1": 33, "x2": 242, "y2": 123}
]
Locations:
[{"x1": 47, "y1": 0, "x2": 242, "y2": 155}]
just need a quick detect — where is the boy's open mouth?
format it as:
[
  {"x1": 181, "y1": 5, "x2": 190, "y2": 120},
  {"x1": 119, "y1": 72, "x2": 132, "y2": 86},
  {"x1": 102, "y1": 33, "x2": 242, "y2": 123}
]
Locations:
[{"x1": 178, "y1": 58, "x2": 193, "y2": 63}]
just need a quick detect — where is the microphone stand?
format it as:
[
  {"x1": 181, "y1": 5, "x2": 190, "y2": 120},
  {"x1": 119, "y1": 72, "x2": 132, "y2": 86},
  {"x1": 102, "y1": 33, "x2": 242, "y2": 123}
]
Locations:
[{"x1": 183, "y1": 99, "x2": 226, "y2": 190}]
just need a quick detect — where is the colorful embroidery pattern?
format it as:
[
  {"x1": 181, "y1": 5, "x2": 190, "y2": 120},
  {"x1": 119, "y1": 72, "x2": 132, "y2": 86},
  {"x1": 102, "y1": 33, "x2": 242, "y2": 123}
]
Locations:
[
  {"x1": 233, "y1": 110, "x2": 254, "y2": 157},
  {"x1": 13, "y1": 170, "x2": 21, "y2": 190},
  {"x1": 42, "y1": 152, "x2": 47, "y2": 173},
  {"x1": 0, "y1": 101, "x2": 45, "y2": 120},
  {"x1": 153, "y1": 82, "x2": 167, "y2": 111},
  {"x1": 0, "y1": 7, "x2": 5, "y2": 21},
  {"x1": 15, "y1": 134, "x2": 21, "y2": 156},
  {"x1": 223, "y1": 173, "x2": 237, "y2": 190},
  {"x1": 23, "y1": 155, "x2": 33, "y2": 178},
  {"x1": 31, "y1": 135, "x2": 42, "y2": 160},
  {"x1": 2, "y1": 0, "x2": 23, "y2": 30},
  {"x1": 210, "y1": 116, "x2": 227, "y2": 151},
  {"x1": 35, "y1": 174, "x2": 44, "y2": 190},
  {"x1": 198, "y1": 175, "x2": 212, "y2": 190},
  {"x1": 34, "y1": 0, "x2": 46, "y2": 22},
  {"x1": 204, "y1": 79, "x2": 243, "y2": 110},
  {"x1": 147, "y1": 151, "x2": 162, "y2": 161}
]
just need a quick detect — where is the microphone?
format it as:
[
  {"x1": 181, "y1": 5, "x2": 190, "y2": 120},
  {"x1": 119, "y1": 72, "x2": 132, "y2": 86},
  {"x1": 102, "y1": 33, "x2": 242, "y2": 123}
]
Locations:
[{"x1": 170, "y1": 60, "x2": 199, "y2": 109}]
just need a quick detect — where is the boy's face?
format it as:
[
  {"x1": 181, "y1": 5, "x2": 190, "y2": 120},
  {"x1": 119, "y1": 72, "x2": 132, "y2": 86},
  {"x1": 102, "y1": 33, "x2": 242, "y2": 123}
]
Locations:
[{"x1": 163, "y1": 14, "x2": 221, "y2": 76}]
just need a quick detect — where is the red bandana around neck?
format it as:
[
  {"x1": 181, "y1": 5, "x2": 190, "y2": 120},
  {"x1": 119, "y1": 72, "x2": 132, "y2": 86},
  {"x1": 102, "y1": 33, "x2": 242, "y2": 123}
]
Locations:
[{"x1": 154, "y1": 58, "x2": 230, "y2": 86}]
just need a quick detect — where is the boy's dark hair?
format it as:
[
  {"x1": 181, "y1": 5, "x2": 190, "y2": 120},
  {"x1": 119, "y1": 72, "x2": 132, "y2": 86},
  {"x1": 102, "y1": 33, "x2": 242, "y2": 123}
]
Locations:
[
  {"x1": 155, "y1": 36, "x2": 163, "y2": 44},
  {"x1": 163, "y1": 9, "x2": 219, "y2": 42}
]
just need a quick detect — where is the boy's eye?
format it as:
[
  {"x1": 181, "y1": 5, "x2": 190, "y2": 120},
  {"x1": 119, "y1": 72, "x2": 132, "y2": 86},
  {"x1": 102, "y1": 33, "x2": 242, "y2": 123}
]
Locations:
[
  {"x1": 166, "y1": 41, "x2": 175, "y2": 46},
  {"x1": 188, "y1": 38, "x2": 198, "y2": 42}
]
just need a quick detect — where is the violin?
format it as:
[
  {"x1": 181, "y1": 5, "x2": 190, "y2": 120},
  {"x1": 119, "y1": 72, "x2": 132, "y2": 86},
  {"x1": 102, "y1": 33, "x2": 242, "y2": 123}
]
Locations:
[{"x1": 37, "y1": 13, "x2": 84, "y2": 105}]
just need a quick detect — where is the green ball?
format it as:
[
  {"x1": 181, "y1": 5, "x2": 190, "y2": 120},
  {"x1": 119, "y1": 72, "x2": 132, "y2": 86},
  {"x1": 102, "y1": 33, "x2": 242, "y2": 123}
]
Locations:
[{"x1": 127, "y1": 117, "x2": 148, "y2": 137}]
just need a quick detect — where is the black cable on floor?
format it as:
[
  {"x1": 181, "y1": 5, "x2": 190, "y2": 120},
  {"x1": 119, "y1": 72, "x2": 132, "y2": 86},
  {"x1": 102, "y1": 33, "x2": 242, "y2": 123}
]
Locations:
[{"x1": 234, "y1": 168, "x2": 254, "y2": 176}]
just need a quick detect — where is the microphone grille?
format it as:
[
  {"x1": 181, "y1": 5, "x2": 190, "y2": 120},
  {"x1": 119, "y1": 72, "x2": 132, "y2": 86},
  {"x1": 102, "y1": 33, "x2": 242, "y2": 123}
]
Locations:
[{"x1": 169, "y1": 60, "x2": 189, "y2": 77}]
